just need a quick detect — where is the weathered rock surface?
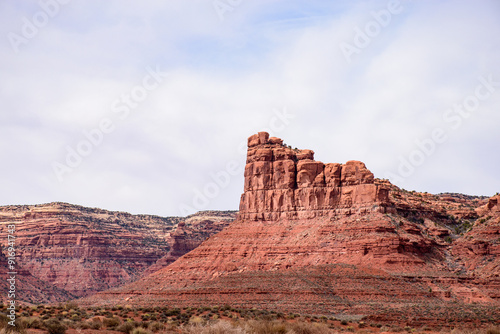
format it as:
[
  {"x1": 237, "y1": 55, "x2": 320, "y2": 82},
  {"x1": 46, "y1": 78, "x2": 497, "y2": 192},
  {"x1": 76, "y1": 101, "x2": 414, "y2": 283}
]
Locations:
[
  {"x1": 0, "y1": 203, "x2": 236, "y2": 303},
  {"x1": 84, "y1": 132, "x2": 499, "y2": 324},
  {"x1": 452, "y1": 194, "x2": 500, "y2": 279},
  {"x1": 143, "y1": 211, "x2": 235, "y2": 276},
  {"x1": 241, "y1": 132, "x2": 389, "y2": 221}
]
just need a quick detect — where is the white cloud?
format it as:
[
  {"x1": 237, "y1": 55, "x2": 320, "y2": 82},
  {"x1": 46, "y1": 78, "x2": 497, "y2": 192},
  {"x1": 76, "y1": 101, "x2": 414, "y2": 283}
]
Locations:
[{"x1": 0, "y1": 0, "x2": 499, "y2": 216}]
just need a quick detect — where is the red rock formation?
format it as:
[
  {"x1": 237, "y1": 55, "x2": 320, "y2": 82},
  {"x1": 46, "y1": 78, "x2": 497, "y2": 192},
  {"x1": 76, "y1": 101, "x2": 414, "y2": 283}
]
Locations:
[
  {"x1": 0, "y1": 203, "x2": 236, "y2": 302},
  {"x1": 143, "y1": 212, "x2": 234, "y2": 276},
  {"x1": 452, "y1": 194, "x2": 500, "y2": 279},
  {"x1": 240, "y1": 132, "x2": 390, "y2": 221},
  {"x1": 83, "y1": 132, "x2": 499, "y2": 324}
]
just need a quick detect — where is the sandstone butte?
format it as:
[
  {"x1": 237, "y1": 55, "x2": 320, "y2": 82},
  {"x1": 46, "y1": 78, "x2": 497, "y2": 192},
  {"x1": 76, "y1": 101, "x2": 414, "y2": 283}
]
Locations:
[
  {"x1": 83, "y1": 132, "x2": 500, "y2": 326},
  {"x1": 0, "y1": 203, "x2": 236, "y2": 304}
]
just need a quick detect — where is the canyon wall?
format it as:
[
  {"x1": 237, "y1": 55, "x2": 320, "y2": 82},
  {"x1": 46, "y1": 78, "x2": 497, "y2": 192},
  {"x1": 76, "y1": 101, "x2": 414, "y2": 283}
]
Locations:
[{"x1": 0, "y1": 203, "x2": 236, "y2": 302}]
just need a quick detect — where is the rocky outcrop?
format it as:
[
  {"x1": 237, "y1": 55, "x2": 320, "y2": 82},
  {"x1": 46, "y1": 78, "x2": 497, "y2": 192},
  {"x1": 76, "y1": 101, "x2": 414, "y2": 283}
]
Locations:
[
  {"x1": 143, "y1": 211, "x2": 235, "y2": 276},
  {"x1": 83, "y1": 132, "x2": 500, "y2": 324},
  {"x1": 476, "y1": 194, "x2": 500, "y2": 217},
  {"x1": 452, "y1": 194, "x2": 500, "y2": 278},
  {"x1": 240, "y1": 132, "x2": 390, "y2": 221},
  {"x1": 0, "y1": 203, "x2": 236, "y2": 302}
]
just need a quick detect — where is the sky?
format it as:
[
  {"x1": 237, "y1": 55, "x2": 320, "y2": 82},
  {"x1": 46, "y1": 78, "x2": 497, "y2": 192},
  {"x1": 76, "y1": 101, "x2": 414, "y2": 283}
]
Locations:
[{"x1": 1, "y1": 0, "x2": 499, "y2": 217}]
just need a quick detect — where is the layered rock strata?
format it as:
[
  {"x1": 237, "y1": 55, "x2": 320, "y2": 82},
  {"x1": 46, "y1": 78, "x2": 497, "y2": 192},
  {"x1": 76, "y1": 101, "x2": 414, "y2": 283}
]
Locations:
[
  {"x1": 240, "y1": 132, "x2": 390, "y2": 221},
  {"x1": 0, "y1": 203, "x2": 236, "y2": 302},
  {"x1": 143, "y1": 212, "x2": 234, "y2": 276},
  {"x1": 452, "y1": 194, "x2": 500, "y2": 278}
]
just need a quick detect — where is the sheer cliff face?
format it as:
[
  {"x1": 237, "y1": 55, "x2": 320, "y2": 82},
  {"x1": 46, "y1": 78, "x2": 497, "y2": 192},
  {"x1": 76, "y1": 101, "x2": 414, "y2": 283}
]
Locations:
[{"x1": 240, "y1": 132, "x2": 390, "y2": 221}]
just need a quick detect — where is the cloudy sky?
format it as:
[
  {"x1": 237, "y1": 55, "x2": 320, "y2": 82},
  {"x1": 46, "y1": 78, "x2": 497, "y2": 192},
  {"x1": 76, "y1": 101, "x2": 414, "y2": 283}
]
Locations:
[{"x1": 1, "y1": 0, "x2": 499, "y2": 217}]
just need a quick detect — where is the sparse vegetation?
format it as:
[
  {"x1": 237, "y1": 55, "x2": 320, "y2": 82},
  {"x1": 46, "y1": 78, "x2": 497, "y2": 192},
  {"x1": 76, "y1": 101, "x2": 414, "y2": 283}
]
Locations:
[
  {"x1": 2, "y1": 304, "x2": 499, "y2": 334},
  {"x1": 44, "y1": 318, "x2": 67, "y2": 334}
]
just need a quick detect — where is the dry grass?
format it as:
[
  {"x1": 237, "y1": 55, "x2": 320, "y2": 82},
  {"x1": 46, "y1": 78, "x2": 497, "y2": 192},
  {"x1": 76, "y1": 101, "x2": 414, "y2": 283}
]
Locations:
[
  {"x1": 0, "y1": 313, "x2": 27, "y2": 334},
  {"x1": 181, "y1": 320, "x2": 331, "y2": 334},
  {"x1": 184, "y1": 320, "x2": 247, "y2": 334}
]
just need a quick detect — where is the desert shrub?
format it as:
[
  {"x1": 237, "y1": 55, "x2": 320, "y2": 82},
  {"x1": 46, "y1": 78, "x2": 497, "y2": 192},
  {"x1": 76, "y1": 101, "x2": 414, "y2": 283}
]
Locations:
[
  {"x1": 44, "y1": 318, "x2": 67, "y2": 334},
  {"x1": 165, "y1": 308, "x2": 181, "y2": 317},
  {"x1": 390, "y1": 326, "x2": 405, "y2": 332},
  {"x1": 131, "y1": 327, "x2": 151, "y2": 334},
  {"x1": 0, "y1": 313, "x2": 27, "y2": 333},
  {"x1": 64, "y1": 301, "x2": 78, "y2": 310},
  {"x1": 19, "y1": 316, "x2": 44, "y2": 329},
  {"x1": 88, "y1": 319, "x2": 102, "y2": 329},
  {"x1": 288, "y1": 321, "x2": 330, "y2": 334},
  {"x1": 189, "y1": 316, "x2": 205, "y2": 325},
  {"x1": 103, "y1": 316, "x2": 121, "y2": 328},
  {"x1": 149, "y1": 321, "x2": 165, "y2": 332},
  {"x1": 140, "y1": 321, "x2": 151, "y2": 329},
  {"x1": 245, "y1": 320, "x2": 287, "y2": 334},
  {"x1": 60, "y1": 319, "x2": 74, "y2": 329},
  {"x1": 340, "y1": 320, "x2": 348, "y2": 326},
  {"x1": 76, "y1": 321, "x2": 91, "y2": 330},
  {"x1": 116, "y1": 321, "x2": 137, "y2": 334},
  {"x1": 102, "y1": 311, "x2": 114, "y2": 318},
  {"x1": 183, "y1": 320, "x2": 246, "y2": 334}
]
